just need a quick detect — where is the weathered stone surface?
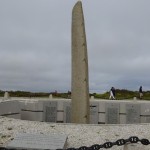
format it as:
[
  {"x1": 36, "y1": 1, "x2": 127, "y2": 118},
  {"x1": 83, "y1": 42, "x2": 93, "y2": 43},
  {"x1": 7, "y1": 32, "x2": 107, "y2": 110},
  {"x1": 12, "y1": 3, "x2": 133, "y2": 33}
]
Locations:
[
  {"x1": 0, "y1": 100, "x2": 20, "y2": 119},
  {"x1": 43, "y1": 101, "x2": 57, "y2": 122},
  {"x1": 105, "y1": 103, "x2": 120, "y2": 124},
  {"x1": 71, "y1": 0, "x2": 90, "y2": 123},
  {"x1": 64, "y1": 101, "x2": 71, "y2": 123},
  {"x1": 6, "y1": 133, "x2": 67, "y2": 150},
  {"x1": 126, "y1": 104, "x2": 140, "y2": 124},
  {"x1": 90, "y1": 102, "x2": 99, "y2": 124}
]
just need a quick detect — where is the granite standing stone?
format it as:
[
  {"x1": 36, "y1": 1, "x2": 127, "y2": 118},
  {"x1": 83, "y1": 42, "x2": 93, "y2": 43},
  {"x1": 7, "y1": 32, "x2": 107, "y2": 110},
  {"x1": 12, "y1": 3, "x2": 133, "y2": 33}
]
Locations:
[{"x1": 71, "y1": 0, "x2": 90, "y2": 123}]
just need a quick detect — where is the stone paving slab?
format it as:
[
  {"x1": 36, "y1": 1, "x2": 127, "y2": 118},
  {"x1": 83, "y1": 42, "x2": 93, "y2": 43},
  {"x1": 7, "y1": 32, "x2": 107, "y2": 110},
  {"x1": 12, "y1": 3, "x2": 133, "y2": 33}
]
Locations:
[{"x1": 6, "y1": 133, "x2": 67, "y2": 150}]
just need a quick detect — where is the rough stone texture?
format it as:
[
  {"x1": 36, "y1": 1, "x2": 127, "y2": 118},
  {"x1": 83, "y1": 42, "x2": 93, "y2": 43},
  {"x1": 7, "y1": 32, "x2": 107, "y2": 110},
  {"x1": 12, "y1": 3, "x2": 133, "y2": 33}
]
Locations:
[
  {"x1": 71, "y1": 1, "x2": 90, "y2": 123},
  {"x1": 0, "y1": 117, "x2": 150, "y2": 150},
  {"x1": 6, "y1": 133, "x2": 67, "y2": 150}
]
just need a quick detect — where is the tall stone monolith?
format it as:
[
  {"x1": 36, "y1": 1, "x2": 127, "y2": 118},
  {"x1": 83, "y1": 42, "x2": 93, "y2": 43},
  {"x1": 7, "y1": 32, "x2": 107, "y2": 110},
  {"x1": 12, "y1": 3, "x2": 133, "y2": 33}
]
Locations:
[{"x1": 71, "y1": 0, "x2": 90, "y2": 124}]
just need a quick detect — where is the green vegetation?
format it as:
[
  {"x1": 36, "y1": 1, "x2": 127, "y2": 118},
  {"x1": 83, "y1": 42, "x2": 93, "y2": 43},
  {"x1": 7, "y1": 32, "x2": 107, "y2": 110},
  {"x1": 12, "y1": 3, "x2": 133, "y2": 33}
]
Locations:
[
  {"x1": 0, "y1": 90, "x2": 71, "y2": 99},
  {"x1": 0, "y1": 89, "x2": 150, "y2": 100},
  {"x1": 0, "y1": 90, "x2": 49, "y2": 97},
  {"x1": 92, "y1": 89, "x2": 150, "y2": 100}
]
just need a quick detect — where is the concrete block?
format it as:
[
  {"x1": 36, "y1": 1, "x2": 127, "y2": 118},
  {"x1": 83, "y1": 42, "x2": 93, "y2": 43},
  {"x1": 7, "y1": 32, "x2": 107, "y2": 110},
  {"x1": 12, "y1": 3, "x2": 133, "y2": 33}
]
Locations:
[
  {"x1": 105, "y1": 102, "x2": 120, "y2": 124},
  {"x1": 126, "y1": 103, "x2": 140, "y2": 124},
  {"x1": 43, "y1": 101, "x2": 57, "y2": 123},
  {"x1": 120, "y1": 102, "x2": 129, "y2": 114},
  {"x1": 0, "y1": 100, "x2": 20, "y2": 115},
  {"x1": 99, "y1": 101, "x2": 106, "y2": 113},
  {"x1": 141, "y1": 116, "x2": 150, "y2": 123},
  {"x1": 21, "y1": 111, "x2": 43, "y2": 121},
  {"x1": 19, "y1": 101, "x2": 26, "y2": 110},
  {"x1": 63, "y1": 101, "x2": 71, "y2": 123},
  {"x1": 24, "y1": 102, "x2": 36, "y2": 110},
  {"x1": 119, "y1": 100, "x2": 135, "y2": 114},
  {"x1": 57, "y1": 100, "x2": 69, "y2": 122},
  {"x1": 22, "y1": 101, "x2": 43, "y2": 111},
  {"x1": 140, "y1": 103, "x2": 150, "y2": 116},
  {"x1": 57, "y1": 100, "x2": 64, "y2": 111},
  {"x1": 37, "y1": 101, "x2": 45, "y2": 110},
  {"x1": 98, "y1": 113, "x2": 105, "y2": 123},
  {"x1": 90, "y1": 101, "x2": 99, "y2": 124},
  {"x1": 57, "y1": 112, "x2": 63, "y2": 122},
  {"x1": 6, "y1": 114, "x2": 21, "y2": 119},
  {"x1": 120, "y1": 114, "x2": 126, "y2": 124}
]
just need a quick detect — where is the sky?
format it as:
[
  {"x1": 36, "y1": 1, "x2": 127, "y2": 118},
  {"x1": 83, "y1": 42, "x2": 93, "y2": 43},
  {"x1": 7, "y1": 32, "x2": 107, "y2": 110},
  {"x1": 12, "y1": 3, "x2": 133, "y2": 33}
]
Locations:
[{"x1": 0, "y1": 0, "x2": 150, "y2": 93}]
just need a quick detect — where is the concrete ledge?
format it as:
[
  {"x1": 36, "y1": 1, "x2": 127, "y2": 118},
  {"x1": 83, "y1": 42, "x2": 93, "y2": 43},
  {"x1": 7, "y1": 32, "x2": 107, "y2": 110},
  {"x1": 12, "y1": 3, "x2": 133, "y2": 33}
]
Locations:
[{"x1": 0, "y1": 117, "x2": 150, "y2": 150}]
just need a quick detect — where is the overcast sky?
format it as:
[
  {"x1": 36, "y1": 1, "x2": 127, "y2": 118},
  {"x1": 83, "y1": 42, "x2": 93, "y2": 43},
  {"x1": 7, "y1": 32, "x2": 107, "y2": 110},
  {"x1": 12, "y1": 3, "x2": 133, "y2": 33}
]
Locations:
[{"x1": 0, "y1": 0, "x2": 150, "y2": 93}]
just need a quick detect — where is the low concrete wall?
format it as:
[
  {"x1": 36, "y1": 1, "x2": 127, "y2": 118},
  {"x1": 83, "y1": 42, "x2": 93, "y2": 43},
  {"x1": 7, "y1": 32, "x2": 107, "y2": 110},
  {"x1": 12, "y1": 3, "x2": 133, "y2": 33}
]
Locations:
[
  {"x1": 0, "y1": 100, "x2": 20, "y2": 119},
  {"x1": 1, "y1": 98, "x2": 150, "y2": 124},
  {"x1": 19, "y1": 98, "x2": 150, "y2": 124}
]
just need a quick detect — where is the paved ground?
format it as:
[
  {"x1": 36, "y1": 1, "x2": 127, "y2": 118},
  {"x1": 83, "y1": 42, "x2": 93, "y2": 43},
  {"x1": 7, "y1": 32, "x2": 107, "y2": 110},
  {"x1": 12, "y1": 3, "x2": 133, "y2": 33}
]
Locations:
[{"x1": 0, "y1": 117, "x2": 150, "y2": 149}]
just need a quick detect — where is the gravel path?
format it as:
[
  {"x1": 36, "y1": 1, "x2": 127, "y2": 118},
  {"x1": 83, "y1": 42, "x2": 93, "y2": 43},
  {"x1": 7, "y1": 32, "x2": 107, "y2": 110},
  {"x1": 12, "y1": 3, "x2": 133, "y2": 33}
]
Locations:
[{"x1": 0, "y1": 117, "x2": 150, "y2": 149}]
